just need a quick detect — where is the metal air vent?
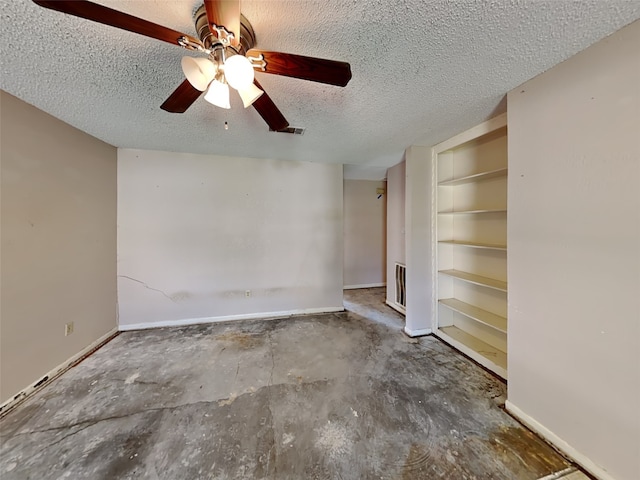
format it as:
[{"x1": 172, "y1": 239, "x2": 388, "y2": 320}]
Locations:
[{"x1": 270, "y1": 127, "x2": 305, "y2": 135}]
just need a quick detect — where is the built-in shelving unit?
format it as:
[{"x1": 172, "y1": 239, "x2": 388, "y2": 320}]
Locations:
[
  {"x1": 437, "y1": 167, "x2": 508, "y2": 186},
  {"x1": 437, "y1": 240, "x2": 506, "y2": 251},
  {"x1": 438, "y1": 269, "x2": 507, "y2": 292},
  {"x1": 438, "y1": 326, "x2": 508, "y2": 372},
  {"x1": 437, "y1": 209, "x2": 507, "y2": 215},
  {"x1": 432, "y1": 113, "x2": 508, "y2": 379},
  {"x1": 438, "y1": 298, "x2": 507, "y2": 332}
]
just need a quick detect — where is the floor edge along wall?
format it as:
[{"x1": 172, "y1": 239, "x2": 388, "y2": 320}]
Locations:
[
  {"x1": 0, "y1": 328, "x2": 119, "y2": 416},
  {"x1": 506, "y1": 401, "x2": 614, "y2": 480},
  {"x1": 118, "y1": 307, "x2": 346, "y2": 331},
  {"x1": 432, "y1": 113, "x2": 509, "y2": 379}
]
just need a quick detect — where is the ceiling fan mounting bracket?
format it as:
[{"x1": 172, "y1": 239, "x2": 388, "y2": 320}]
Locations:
[
  {"x1": 177, "y1": 36, "x2": 207, "y2": 52},
  {"x1": 247, "y1": 54, "x2": 266, "y2": 71},
  {"x1": 194, "y1": 5, "x2": 256, "y2": 54},
  {"x1": 210, "y1": 24, "x2": 234, "y2": 47}
]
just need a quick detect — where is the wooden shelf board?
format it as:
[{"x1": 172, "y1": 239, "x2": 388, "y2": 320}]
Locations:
[
  {"x1": 438, "y1": 240, "x2": 506, "y2": 251},
  {"x1": 437, "y1": 209, "x2": 506, "y2": 215},
  {"x1": 439, "y1": 269, "x2": 507, "y2": 292},
  {"x1": 439, "y1": 298, "x2": 507, "y2": 333},
  {"x1": 438, "y1": 168, "x2": 508, "y2": 186},
  {"x1": 437, "y1": 326, "x2": 507, "y2": 378}
]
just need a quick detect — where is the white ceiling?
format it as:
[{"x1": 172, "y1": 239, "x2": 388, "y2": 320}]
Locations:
[{"x1": 1, "y1": 1, "x2": 639, "y2": 176}]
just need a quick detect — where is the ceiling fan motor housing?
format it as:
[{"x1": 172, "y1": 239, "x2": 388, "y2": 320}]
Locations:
[{"x1": 194, "y1": 5, "x2": 256, "y2": 54}]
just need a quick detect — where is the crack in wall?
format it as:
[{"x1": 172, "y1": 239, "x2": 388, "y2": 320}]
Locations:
[{"x1": 117, "y1": 275, "x2": 176, "y2": 303}]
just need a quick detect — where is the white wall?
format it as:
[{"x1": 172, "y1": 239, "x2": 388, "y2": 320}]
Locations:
[
  {"x1": 385, "y1": 160, "x2": 406, "y2": 306},
  {"x1": 1, "y1": 91, "x2": 117, "y2": 403},
  {"x1": 343, "y1": 179, "x2": 386, "y2": 288},
  {"x1": 117, "y1": 149, "x2": 344, "y2": 329},
  {"x1": 506, "y1": 20, "x2": 640, "y2": 480},
  {"x1": 404, "y1": 146, "x2": 433, "y2": 336}
]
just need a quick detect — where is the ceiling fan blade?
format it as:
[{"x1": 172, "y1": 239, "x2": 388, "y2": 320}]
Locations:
[
  {"x1": 160, "y1": 80, "x2": 203, "y2": 113},
  {"x1": 32, "y1": 1, "x2": 202, "y2": 48},
  {"x1": 252, "y1": 80, "x2": 289, "y2": 131},
  {"x1": 247, "y1": 50, "x2": 352, "y2": 87},
  {"x1": 204, "y1": 0, "x2": 240, "y2": 47}
]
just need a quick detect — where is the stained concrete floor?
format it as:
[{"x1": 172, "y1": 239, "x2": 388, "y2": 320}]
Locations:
[{"x1": 1, "y1": 288, "x2": 575, "y2": 479}]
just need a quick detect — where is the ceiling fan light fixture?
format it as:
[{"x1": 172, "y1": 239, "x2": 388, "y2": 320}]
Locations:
[
  {"x1": 238, "y1": 83, "x2": 264, "y2": 108},
  {"x1": 28, "y1": 0, "x2": 352, "y2": 131},
  {"x1": 204, "y1": 79, "x2": 231, "y2": 109},
  {"x1": 223, "y1": 54, "x2": 255, "y2": 90},
  {"x1": 181, "y1": 56, "x2": 217, "y2": 91}
]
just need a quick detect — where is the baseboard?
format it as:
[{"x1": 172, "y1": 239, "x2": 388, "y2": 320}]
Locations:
[
  {"x1": 536, "y1": 467, "x2": 579, "y2": 480},
  {"x1": 343, "y1": 283, "x2": 386, "y2": 290},
  {"x1": 403, "y1": 326, "x2": 431, "y2": 337},
  {"x1": 119, "y1": 306, "x2": 345, "y2": 331},
  {"x1": 385, "y1": 300, "x2": 406, "y2": 316},
  {"x1": 0, "y1": 327, "x2": 119, "y2": 417},
  {"x1": 505, "y1": 400, "x2": 613, "y2": 480}
]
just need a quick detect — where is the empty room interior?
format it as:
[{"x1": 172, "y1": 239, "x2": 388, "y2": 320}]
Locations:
[{"x1": 1, "y1": 1, "x2": 639, "y2": 479}]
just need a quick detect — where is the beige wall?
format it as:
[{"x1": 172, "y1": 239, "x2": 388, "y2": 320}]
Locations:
[
  {"x1": 385, "y1": 160, "x2": 406, "y2": 306},
  {"x1": 343, "y1": 179, "x2": 386, "y2": 288},
  {"x1": 507, "y1": 20, "x2": 640, "y2": 480},
  {"x1": 404, "y1": 147, "x2": 433, "y2": 336},
  {"x1": 117, "y1": 149, "x2": 344, "y2": 328},
  {"x1": 0, "y1": 91, "x2": 117, "y2": 403}
]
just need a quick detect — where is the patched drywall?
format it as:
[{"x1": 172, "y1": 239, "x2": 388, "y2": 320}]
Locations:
[
  {"x1": 117, "y1": 149, "x2": 343, "y2": 328},
  {"x1": 385, "y1": 160, "x2": 406, "y2": 307},
  {"x1": 0, "y1": 91, "x2": 117, "y2": 404},
  {"x1": 507, "y1": 20, "x2": 640, "y2": 480},
  {"x1": 343, "y1": 180, "x2": 386, "y2": 288}
]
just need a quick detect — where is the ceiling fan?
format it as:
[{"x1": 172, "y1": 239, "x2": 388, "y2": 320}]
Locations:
[{"x1": 32, "y1": 0, "x2": 353, "y2": 132}]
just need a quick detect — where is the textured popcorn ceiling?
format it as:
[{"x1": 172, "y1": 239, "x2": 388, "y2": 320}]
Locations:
[{"x1": 1, "y1": 1, "x2": 639, "y2": 174}]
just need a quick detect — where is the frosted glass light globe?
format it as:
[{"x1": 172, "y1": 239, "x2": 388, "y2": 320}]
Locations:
[
  {"x1": 181, "y1": 56, "x2": 216, "y2": 91},
  {"x1": 223, "y1": 55, "x2": 255, "y2": 90},
  {"x1": 238, "y1": 83, "x2": 264, "y2": 108},
  {"x1": 204, "y1": 80, "x2": 230, "y2": 109}
]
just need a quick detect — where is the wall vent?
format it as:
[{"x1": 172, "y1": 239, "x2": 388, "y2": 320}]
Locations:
[
  {"x1": 270, "y1": 126, "x2": 305, "y2": 135},
  {"x1": 394, "y1": 262, "x2": 406, "y2": 313}
]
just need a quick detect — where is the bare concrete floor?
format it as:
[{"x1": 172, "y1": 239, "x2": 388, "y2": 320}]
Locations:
[{"x1": 1, "y1": 288, "x2": 574, "y2": 479}]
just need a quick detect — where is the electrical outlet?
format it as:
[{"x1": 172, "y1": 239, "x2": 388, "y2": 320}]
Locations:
[
  {"x1": 245, "y1": 290, "x2": 251, "y2": 298},
  {"x1": 65, "y1": 322, "x2": 74, "y2": 336}
]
